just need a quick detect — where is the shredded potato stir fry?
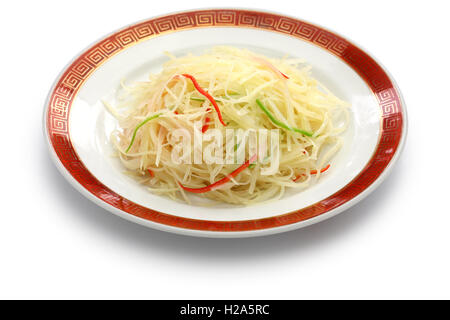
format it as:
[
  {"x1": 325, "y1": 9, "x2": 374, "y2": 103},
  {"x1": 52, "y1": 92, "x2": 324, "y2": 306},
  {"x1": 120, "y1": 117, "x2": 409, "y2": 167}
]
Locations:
[{"x1": 105, "y1": 46, "x2": 350, "y2": 205}]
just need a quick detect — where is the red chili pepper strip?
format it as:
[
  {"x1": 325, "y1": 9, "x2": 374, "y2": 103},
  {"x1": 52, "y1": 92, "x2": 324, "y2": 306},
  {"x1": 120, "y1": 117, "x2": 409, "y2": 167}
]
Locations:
[
  {"x1": 252, "y1": 56, "x2": 289, "y2": 79},
  {"x1": 293, "y1": 164, "x2": 331, "y2": 182},
  {"x1": 310, "y1": 164, "x2": 330, "y2": 175},
  {"x1": 178, "y1": 154, "x2": 257, "y2": 193},
  {"x1": 201, "y1": 108, "x2": 212, "y2": 133},
  {"x1": 181, "y1": 74, "x2": 227, "y2": 127},
  {"x1": 147, "y1": 169, "x2": 154, "y2": 177},
  {"x1": 201, "y1": 120, "x2": 210, "y2": 133}
]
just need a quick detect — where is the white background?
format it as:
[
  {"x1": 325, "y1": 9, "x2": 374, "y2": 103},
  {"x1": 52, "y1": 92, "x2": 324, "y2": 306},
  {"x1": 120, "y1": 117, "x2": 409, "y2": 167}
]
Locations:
[{"x1": 1, "y1": 0, "x2": 449, "y2": 299}]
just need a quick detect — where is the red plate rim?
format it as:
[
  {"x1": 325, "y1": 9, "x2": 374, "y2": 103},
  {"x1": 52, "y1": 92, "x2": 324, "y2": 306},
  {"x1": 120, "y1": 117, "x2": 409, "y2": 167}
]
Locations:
[{"x1": 44, "y1": 9, "x2": 405, "y2": 234}]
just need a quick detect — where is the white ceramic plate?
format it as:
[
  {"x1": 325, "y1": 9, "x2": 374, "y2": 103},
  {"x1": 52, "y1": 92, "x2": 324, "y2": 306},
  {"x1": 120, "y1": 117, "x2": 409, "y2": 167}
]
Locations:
[{"x1": 44, "y1": 9, "x2": 407, "y2": 238}]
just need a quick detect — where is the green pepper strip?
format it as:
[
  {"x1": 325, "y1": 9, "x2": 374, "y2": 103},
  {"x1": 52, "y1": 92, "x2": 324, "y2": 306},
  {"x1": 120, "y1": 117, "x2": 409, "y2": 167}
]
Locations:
[
  {"x1": 125, "y1": 113, "x2": 162, "y2": 153},
  {"x1": 190, "y1": 93, "x2": 240, "y2": 103},
  {"x1": 190, "y1": 97, "x2": 208, "y2": 102},
  {"x1": 255, "y1": 99, "x2": 314, "y2": 137}
]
